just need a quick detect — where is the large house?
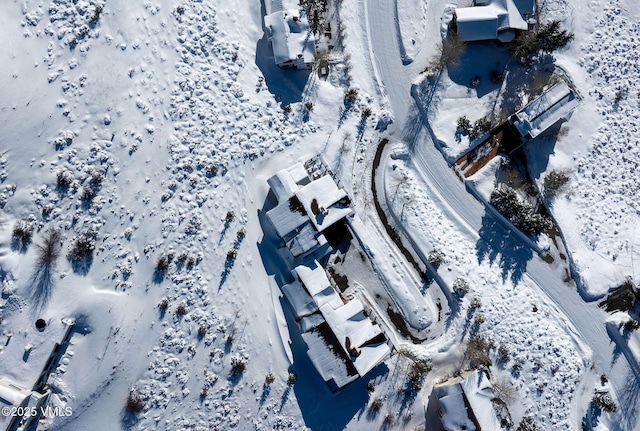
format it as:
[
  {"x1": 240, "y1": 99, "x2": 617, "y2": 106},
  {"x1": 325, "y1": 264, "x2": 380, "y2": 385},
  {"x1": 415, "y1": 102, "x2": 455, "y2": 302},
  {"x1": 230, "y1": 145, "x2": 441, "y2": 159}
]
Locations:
[
  {"x1": 282, "y1": 260, "x2": 390, "y2": 391},
  {"x1": 427, "y1": 369, "x2": 506, "y2": 431},
  {"x1": 266, "y1": 162, "x2": 353, "y2": 261},
  {"x1": 508, "y1": 80, "x2": 579, "y2": 141},
  {"x1": 263, "y1": 0, "x2": 316, "y2": 69},
  {"x1": 453, "y1": 0, "x2": 535, "y2": 42}
]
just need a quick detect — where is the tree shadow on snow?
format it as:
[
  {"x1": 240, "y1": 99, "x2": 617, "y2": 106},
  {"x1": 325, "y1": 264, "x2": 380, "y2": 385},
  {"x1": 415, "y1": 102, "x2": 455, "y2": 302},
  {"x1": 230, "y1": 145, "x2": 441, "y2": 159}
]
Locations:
[
  {"x1": 29, "y1": 260, "x2": 56, "y2": 313},
  {"x1": 255, "y1": 0, "x2": 310, "y2": 109},
  {"x1": 69, "y1": 256, "x2": 94, "y2": 276},
  {"x1": 476, "y1": 210, "x2": 532, "y2": 285},
  {"x1": 446, "y1": 41, "x2": 510, "y2": 99}
]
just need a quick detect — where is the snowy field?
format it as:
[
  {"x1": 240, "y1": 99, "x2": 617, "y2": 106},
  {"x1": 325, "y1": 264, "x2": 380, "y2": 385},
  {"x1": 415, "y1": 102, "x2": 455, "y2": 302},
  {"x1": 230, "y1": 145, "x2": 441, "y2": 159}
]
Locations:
[{"x1": 0, "y1": 0, "x2": 639, "y2": 430}]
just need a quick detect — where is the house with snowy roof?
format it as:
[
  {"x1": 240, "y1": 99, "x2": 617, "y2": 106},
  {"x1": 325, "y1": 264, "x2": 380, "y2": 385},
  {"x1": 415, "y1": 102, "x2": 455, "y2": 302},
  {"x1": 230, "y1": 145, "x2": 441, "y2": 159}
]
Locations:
[
  {"x1": 282, "y1": 260, "x2": 390, "y2": 391},
  {"x1": 0, "y1": 377, "x2": 50, "y2": 431},
  {"x1": 508, "y1": 80, "x2": 578, "y2": 140},
  {"x1": 263, "y1": 2, "x2": 316, "y2": 70},
  {"x1": 266, "y1": 162, "x2": 353, "y2": 260},
  {"x1": 426, "y1": 369, "x2": 506, "y2": 431},
  {"x1": 453, "y1": 0, "x2": 535, "y2": 42}
]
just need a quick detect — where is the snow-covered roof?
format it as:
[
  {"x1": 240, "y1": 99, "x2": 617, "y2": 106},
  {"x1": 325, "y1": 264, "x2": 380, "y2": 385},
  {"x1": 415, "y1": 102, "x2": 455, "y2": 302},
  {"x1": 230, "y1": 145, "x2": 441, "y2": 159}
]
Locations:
[
  {"x1": 294, "y1": 175, "x2": 353, "y2": 232},
  {"x1": 432, "y1": 370, "x2": 503, "y2": 431},
  {"x1": 266, "y1": 198, "x2": 309, "y2": 241},
  {"x1": 292, "y1": 261, "x2": 343, "y2": 309},
  {"x1": 282, "y1": 280, "x2": 319, "y2": 319},
  {"x1": 511, "y1": 80, "x2": 578, "y2": 139},
  {"x1": 319, "y1": 301, "x2": 390, "y2": 376},
  {"x1": 0, "y1": 378, "x2": 30, "y2": 408},
  {"x1": 267, "y1": 162, "x2": 310, "y2": 203},
  {"x1": 454, "y1": 0, "x2": 530, "y2": 41},
  {"x1": 460, "y1": 370, "x2": 503, "y2": 430},
  {"x1": 302, "y1": 329, "x2": 358, "y2": 389},
  {"x1": 455, "y1": 6, "x2": 499, "y2": 41},
  {"x1": 264, "y1": 10, "x2": 316, "y2": 67},
  {"x1": 286, "y1": 222, "x2": 325, "y2": 257},
  {"x1": 286, "y1": 260, "x2": 390, "y2": 389}
]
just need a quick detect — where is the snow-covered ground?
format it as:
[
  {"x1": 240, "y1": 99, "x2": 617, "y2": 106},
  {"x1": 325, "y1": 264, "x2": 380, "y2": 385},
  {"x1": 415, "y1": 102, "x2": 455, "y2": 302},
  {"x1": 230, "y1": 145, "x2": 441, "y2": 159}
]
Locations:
[{"x1": 0, "y1": 0, "x2": 639, "y2": 430}]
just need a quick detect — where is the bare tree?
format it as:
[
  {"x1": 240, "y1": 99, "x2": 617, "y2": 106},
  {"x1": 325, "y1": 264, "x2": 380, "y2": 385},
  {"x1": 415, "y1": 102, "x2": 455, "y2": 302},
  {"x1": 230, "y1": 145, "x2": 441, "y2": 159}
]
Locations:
[{"x1": 30, "y1": 228, "x2": 62, "y2": 309}]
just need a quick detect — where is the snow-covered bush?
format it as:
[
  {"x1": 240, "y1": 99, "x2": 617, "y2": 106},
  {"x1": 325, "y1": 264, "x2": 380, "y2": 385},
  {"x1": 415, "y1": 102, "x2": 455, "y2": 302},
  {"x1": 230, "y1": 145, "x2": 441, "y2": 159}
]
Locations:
[
  {"x1": 624, "y1": 319, "x2": 640, "y2": 332},
  {"x1": 592, "y1": 392, "x2": 617, "y2": 412},
  {"x1": 67, "y1": 229, "x2": 96, "y2": 261},
  {"x1": 12, "y1": 221, "x2": 34, "y2": 246},
  {"x1": 543, "y1": 170, "x2": 570, "y2": 198},
  {"x1": 517, "y1": 416, "x2": 538, "y2": 431},
  {"x1": 230, "y1": 355, "x2": 247, "y2": 375},
  {"x1": 407, "y1": 359, "x2": 432, "y2": 390},
  {"x1": 125, "y1": 389, "x2": 145, "y2": 414},
  {"x1": 427, "y1": 249, "x2": 444, "y2": 267},
  {"x1": 490, "y1": 187, "x2": 552, "y2": 235},
  {"x1": 453, "y1": 277, "x2": 470, "y2": 296}
]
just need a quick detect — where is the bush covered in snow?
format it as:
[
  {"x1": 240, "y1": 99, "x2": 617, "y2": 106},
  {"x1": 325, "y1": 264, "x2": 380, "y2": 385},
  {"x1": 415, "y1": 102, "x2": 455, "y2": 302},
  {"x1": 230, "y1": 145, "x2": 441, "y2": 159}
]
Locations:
[
  {"x1": 490, "y1": 187, "x2": 552, "y2": 235},
  {"x1": 543, "y1": 170, "x2": 570, "y2": 198},
  {"x1": 517, "y1": 416, "x2": 538, "y2": 431},
  {"x1": 592, "y1": 392, "x2": 617, "y2": 413},
  {"x1": 453, "y1": 277, "x2": 470, "y2": 296},
  {"x1": 125, "y1": 389, "x2": 146, "y2": 414},
  {"x1": 12, "y1": 221, "x2": 34, "y2": 247}
]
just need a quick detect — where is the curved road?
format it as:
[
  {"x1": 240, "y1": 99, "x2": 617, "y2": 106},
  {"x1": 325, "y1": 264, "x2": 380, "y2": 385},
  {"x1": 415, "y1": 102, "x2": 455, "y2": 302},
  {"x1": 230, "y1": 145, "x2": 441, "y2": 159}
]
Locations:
[{"x1": 363, "y1": 0, "x2": 640, "y2": 428}]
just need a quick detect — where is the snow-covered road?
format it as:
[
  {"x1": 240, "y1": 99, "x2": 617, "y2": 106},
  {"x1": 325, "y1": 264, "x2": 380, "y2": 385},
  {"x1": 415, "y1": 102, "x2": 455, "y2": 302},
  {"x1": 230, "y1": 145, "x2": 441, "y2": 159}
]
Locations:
[{"x1": 363, "y1": 0, "x2": 640, "y2": 427}]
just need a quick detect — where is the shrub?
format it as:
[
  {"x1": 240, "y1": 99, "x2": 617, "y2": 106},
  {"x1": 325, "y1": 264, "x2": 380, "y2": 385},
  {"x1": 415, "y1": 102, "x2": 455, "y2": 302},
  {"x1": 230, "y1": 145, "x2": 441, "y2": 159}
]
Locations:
[
  {"x1": 287, "y1": 372, "x2": 297, "y2": 384},
  {"x1": 624, "y1": 319, "x2": 640, "y2": 332},
  {"x1": 344, "y1": 88, "x2": 358, "y2": 104},
  {"x1": 176, "y1": 303, "x2": 187, "y2": 316},
  {"x1": 230, "y1": 355, "x2": 246, "y2": 375},
  {"x1": 156, "y1": 255, "x2": 170, "y2": 273},
  {"x1": 304, "y1": 102, "x2": 314, "y2": 112},
  {"x1": 12, "y1": 221, "x2": 34, "y2": 245},
  {"x1": 498, "y1": 345, "x2": 510, "y2": 363},
  {"x1": 408, "y1": 359, "x2": 432, "y2": 390},
  {"x1": 125, "y1": 390, "x2": 145, "y2": 414},
  {"x1": 427, "y1": 250, "x2": 444, "y2": 267},
  {"x1": 89, "y1": 171, "x2": 103, "y2": 186},
  {"x1": 67, "y1": 229, "x2": 96, "y2": 261},
  {"x1": 81, "y1": 187, "x2": 96, "y2": 201},
  {"x1": 56, "y1": 170, "x2": 74, "y2": 188},
  {"x1": 543, "y1": 170, "x2": 570, "y2": 198},
  {"x1": 198, "y1": 325, "x2": 207, "y2": 337},
  {"x1": 283, "y1": 104, "x2": 292, "y2": 114},
  {"x1": 453, "y1": 277, "x2": 469, "y2": 296},
  {"x1": 469, "y1": 116, "x2": 492, "y2": 140},
  {"x1": 367, "y1": 381, "x2": 375, "y2": 392},
  {"x1": 226, "y1": 211, "x2": 235, "y2": 220},
  {"x1": 517, "y1": 416, "x2": 538, "y2": 431},
  {"x1": 513, "y1": 20, "x2": 574, "y2": 59},
  {"x1": 490, "y1": 187, "x2": 552, "y2": 235},
  {"x1": 469, "y1": 75, "x2": 481, "y2": 88},
  {"x1": 158, "y1": 298, "x2": 169, "y2": 310},
  {"x1": 464, "y1": 335, "x2": 492, "y2": 368},
  {"x1": 370, "y1": 397, "x2": 384, "y2": 411},
  {"x1": 470, "y1": 297, "x2": 482, "y2": 309},
  {"x1": 592, "y1": 392, "x2": 617, "y2": 412},
  {"x1": 265, "y1": 372, "x2": 275, "y2": 385},
  {"x1": 361, "y1": 107, "x2": 372, "y2": 119},
  {"x1": 457, "y1": 116, "x2": 472, "y2": 135}
]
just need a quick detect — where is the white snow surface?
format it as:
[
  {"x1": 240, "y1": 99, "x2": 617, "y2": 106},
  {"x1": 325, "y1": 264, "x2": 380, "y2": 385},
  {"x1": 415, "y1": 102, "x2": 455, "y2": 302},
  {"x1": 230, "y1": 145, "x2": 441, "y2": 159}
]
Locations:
[{"x1": 0, "y1": 0, "x2": 638, "y2": 430}]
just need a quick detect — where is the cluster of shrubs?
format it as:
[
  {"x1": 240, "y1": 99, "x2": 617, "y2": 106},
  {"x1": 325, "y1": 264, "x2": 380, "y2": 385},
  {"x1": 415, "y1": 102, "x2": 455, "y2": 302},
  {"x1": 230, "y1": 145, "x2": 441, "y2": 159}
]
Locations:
[
  {"x1": 407, "y1": 359, "x2": 432, "y2": 391},
  {"x1": 67, "y1": 229, "x2": 97, "y2": 261},
  {"x1": 490, "y1": 187, "x2": 552, "y2": 235},
  {"x1": 457, "y1": 116, "x2": 492, "y2": 140}
]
